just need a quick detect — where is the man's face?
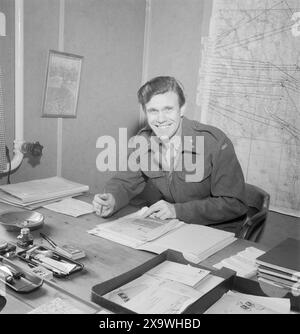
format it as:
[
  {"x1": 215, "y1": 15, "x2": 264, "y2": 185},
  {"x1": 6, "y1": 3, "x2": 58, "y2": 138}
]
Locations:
[{"x1": 145, "y1": 91, "x2": 185, "y2": 139}]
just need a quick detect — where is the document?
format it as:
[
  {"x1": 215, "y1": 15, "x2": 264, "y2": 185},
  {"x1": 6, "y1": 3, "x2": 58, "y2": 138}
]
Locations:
[
  {"x1": 205, "y1": 291, "x2": 290, "y2": 314},
  {"x1": 43, "y1": 197, "x2": 94, "y2": 217},
  {"x1": 104, "y1": 274, "x2": 203, "y2": 314},
  {"x1": 102, "y1": 260, "x2": 222, "y2": 314},
  {"x1": 88, "y1": 207, "x2": 236, "y2": 263},
  {"x1": 88, "y1": 211, "x2": 184, "y2": 248},
  {"x1": 146, "y1": 261, "x2": 210, "y2": 287}
]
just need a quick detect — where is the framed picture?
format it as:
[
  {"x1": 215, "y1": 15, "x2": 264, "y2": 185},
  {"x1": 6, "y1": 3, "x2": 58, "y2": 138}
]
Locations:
[{"x1": 42, "y1": 50, "x2": 83, "y2": 118}]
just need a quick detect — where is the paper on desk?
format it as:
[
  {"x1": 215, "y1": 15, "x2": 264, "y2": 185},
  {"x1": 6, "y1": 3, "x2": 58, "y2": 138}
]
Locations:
[
  {"x1": 205, "y1": 291, "x2": 290, "y2": 314},
  {"x1": 88, "y1": 210, "x2": 183, "y2": 248},
  {"x1": 28, "y1": 297, "x2": 84, "y2": 314},
  {"x1": 213, "y1": 247, "x2": 265, "y2": 278},
  {"x1": 147, "y1": 261, "x2": 210, "y2": 287},
  {"x1": 43, "y1": 197, "x2": 94, "y2": 217},
  {"x1": 104, "y1": 274, "x2": 203, "y2": 314}
]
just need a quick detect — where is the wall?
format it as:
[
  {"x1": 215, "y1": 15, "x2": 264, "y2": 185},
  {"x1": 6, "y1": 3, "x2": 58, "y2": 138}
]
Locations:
[
  {"x1": 145, "y1": 0, "x2": 212, "y2": 120},
  {"x1": 0, "y1": 0, "x2": 16, "y2": 183},
  {"x1": 0, "y1": 0, "x2": 146, "y2": 194},
  {"x1": 62, "y1": 0, "x2": 146, "y2": 193},
  {"x1": 1, "y1": 0, "x2": 60, "y2": 184},
  {"x1": 1, "y1": 0, "x2": 211, "y2": 192}
]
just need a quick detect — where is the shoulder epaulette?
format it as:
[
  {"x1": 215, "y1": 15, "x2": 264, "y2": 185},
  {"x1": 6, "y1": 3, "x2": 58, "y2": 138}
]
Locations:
[{"x1": 191, "y1": 120, "x2": 227, "y2": 142}]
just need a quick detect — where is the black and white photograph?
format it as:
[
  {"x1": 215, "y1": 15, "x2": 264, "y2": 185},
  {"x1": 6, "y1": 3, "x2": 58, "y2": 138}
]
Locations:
[{"x1": 0, "y1": 0, "x2": 299, "y2": 322}]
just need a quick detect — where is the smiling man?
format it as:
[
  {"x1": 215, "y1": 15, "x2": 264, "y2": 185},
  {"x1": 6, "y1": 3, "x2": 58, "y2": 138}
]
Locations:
[{"x1": 93, "y1": 76, "x2": 248, "y2": 230}]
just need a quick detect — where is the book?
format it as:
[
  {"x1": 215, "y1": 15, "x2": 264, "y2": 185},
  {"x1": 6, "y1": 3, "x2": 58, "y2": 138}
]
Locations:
[
  {"x1": 256, "y1": 238, "x2": 300, "y2": 276},
  {"x1": 88, "y1": 208, "x2": 236, "y2": 263},
  {"x1": 0, "y1": 176, "x2": 89, "y2": 206}
]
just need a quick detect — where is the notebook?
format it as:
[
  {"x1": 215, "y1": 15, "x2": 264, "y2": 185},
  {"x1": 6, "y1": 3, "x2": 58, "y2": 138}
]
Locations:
[{"x1": 256, "y1": 238, "x2": 300, "y2": 276}]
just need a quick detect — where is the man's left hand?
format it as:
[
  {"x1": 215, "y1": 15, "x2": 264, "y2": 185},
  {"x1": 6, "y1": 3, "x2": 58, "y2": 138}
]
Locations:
[{"x1": 143, "y1": 200, "x2": 176, "y2": 220}]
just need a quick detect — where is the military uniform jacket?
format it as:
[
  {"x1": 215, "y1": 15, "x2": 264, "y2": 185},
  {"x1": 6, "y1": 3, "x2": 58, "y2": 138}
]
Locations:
[{"x1": 105, "y1": 117, "x2": 248, "y2": 225}]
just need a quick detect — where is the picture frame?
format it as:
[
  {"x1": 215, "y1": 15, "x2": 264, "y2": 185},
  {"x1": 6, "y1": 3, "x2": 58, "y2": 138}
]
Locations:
[{"x1": 42, "y1": 50, "x2": 83, "y2": 118}]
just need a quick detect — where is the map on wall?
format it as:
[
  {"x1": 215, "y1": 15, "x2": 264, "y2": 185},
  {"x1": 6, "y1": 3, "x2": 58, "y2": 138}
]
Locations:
[{"x1": 196, "y1": 0, "x2": 300, "y2": 217}]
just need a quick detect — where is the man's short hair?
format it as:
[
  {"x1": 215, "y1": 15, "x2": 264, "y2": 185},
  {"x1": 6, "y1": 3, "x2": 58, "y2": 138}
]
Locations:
[{"x1": 137, "y1": 76, "x2": 185, "y2": 110}]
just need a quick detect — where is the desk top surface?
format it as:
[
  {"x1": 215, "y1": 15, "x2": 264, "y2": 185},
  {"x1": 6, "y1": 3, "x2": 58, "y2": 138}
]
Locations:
[{"x1": 0, "y1": 195, "x2": 268, "y2": 313}]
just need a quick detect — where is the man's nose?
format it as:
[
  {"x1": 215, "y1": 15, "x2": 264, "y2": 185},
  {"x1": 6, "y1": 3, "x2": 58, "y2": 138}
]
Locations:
[{"x1": 157, "y1": 110, "x2": 166, "y2": 122}]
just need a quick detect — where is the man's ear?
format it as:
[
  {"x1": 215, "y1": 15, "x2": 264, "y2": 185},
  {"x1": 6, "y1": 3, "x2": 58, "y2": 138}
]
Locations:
[{"x1": 180, "y1": 104, "x2": 186, "y2": 117}]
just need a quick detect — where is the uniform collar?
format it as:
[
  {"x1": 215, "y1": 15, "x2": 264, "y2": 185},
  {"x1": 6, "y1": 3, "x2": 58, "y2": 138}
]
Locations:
[{"x1": 141, "y1": 117, "x2": 200, "y2": 154}]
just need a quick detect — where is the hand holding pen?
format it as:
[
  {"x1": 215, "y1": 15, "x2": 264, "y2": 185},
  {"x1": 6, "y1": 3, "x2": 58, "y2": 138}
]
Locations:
[{"x1": 92, "y1": 193, "x2": 116, "y2": 217}]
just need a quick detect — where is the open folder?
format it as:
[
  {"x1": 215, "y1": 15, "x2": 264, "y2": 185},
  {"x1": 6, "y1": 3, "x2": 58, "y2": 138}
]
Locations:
[{"x1": 88, "y1": 208, "x2": 236, "y2": 263}]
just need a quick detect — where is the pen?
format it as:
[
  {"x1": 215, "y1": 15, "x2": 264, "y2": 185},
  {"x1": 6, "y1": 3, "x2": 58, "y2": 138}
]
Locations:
[
  {"x1": 39, "y1": 233, "x2": 73, "y2": 258},
  {"x1": 40, "y1": 233, "x2": 57, "y2": 248}
]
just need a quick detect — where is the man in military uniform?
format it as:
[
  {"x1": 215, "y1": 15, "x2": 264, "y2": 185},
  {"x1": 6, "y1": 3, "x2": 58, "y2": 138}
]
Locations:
[{"x1": 93, "y1": 76, "x2": 247, "y2": 229}]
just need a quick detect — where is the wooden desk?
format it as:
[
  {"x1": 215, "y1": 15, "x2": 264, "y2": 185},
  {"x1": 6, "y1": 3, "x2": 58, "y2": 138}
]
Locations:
[{"x1": 0, "y1": 196, "x2": 268, "y2": 314}]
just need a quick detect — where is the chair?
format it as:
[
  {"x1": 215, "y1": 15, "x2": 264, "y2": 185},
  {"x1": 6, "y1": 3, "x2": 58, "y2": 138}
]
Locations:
[
  {"x1": 0, "y1": 296, "x2": 6, "y2": 312},
  {"x1": 235, "y1": 183, "x2": 270, "y2": 242}
]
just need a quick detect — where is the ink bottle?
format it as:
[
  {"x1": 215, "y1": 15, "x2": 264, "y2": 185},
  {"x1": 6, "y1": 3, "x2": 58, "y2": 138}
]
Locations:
[{"x1": 17, "y1": 223, "x2": 34, "y2": 248}]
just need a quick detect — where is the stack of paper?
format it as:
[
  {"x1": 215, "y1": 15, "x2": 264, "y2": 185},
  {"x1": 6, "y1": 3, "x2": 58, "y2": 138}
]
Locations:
[
  {"x1": 88, "y1": 208, "x2": 236, "y2": 263},
  {"x1": 103, "y1": 261, "x2": 212, "y2": 314},
  {"x1": 256, "y1": 238, "x2": 300, "y2": 294},
  {"x1": 146, "y1": 261, "x2": 210, "y2": 287},
  {"x1": 204, "y1": 291, "x2": 290, "y2": 314},
  {"x1": 43, "y1": 198, "x2": 94, "y2": 217},
  {"x1": 213, "y1": 247, "x2": 265, "y2": 278},
  {"x1": 0, "y1": 176, "x2": 89, "y2": 209}
]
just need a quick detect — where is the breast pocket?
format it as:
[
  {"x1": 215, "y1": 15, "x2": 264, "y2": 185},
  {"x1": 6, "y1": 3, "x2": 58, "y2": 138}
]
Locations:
[{"x1": 176, "y1": 163, "x2": 211, "y2": 183}]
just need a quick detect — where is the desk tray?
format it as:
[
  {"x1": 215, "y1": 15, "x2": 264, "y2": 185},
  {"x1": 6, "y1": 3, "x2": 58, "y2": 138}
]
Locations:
[
  {"x1": 16, "y1": 245, "x2": 84, "y2": 278},
  {"x1": 0, "y1": 256, "x2": 43, "y2": 293},
  {"x1": 91, "y1": 249, "x2": 236, "y2": 314}
]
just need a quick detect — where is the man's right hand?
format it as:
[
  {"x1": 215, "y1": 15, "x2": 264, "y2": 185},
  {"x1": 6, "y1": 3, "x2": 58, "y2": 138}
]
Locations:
[{"x1": 92, "y1": 193, "x2": 116, "y2": 217}]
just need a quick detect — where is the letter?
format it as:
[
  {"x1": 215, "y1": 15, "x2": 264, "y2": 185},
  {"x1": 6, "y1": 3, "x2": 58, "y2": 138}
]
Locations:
[
  {"x1": 149, "y1": 137, "x2": 161, "y2": 171},
  {"x1": 128, "y1": 135, "x2": 149, "y2": 172},
  {"x1": 99, "y1": 320, "x2": 105, "y2": 329},
  {"x1": 184, "y1": 136, "x2": 204, "y2": 182},
  {"x1": 193, "y1": 319, "x2": 201, "y2": 328},
  {"x1": 184, "y1": 319, "x2": 192, "y2": 328},
  {"x1": 108, "y1": 319, "x2": 115, "y2": 329},
  {"x1": 118, "y1": 128, "x2": 128, "y2": 171},
  {"x1": 126, "y1": 321, "x2": 133, "y2": 332},
  {"x1": 96, "y1": 136, "x2": 116, "y2": 172},
  {"x1": 175, "y1": 319, "x2": 184, "y2": 328}
]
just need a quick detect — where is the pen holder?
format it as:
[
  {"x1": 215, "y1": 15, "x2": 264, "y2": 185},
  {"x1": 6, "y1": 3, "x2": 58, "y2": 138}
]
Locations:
[
  {"x1": 0, "y1": 256, "x2": 43, "y2": 293},
  {"x1": 16, "y1": 245, "x2": 84, "y2": 278}
]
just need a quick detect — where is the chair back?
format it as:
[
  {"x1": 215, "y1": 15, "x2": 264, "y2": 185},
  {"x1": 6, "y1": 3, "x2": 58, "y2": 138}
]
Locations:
[{"x1": 235, "y1": 183, "x2": 270, "y2": 242}]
